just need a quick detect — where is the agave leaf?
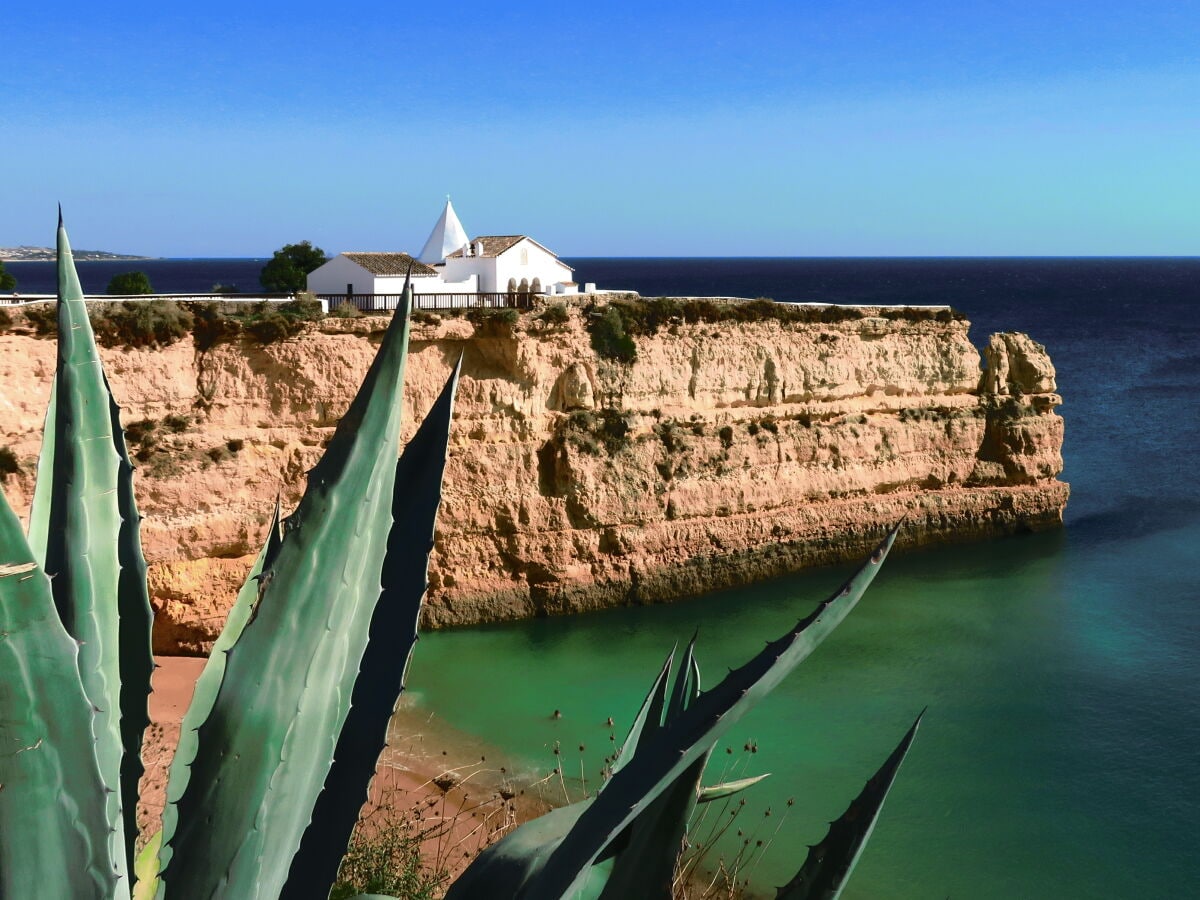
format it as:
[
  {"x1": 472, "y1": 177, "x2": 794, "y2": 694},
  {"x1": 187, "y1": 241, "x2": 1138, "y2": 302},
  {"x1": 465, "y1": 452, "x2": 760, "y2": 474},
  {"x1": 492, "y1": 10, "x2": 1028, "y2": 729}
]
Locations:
[
  {"x1": 40, "y1": 216, "x2": 133, "y2": 894},
  {"x1": 598, "y1": 636, "x2": 706, "y2": 899},
  {"x1": 445, "y1": 801, "x2": 602, "y2": 900},
  {"x1": 776, "y1": 711, "x2": 924, "y2": 900},
  {"x1": 161, "y1": 286, "x2": 416, "y2": 898},
  {"x1": 665, "y1": 631, "x2": 698, "y2": 722},
  {"x1": 609, "y1": 646, "x2": 674, "y2": 778},
  {"x1": 281, "y1": 360, "x2": 462, "y2": 899},
  {"x1": 156, "y1": 496, "x2": 285, "y2": 878},
  {"x1": 597, "y1": 753, "x2": 709, "y2": 900},
  {"x1": 697, "y1": 772, "x2": 771, "y2": 804},
  {"x1": 132, "y1": 832, "x2": 162, "y2": 900},
  {"x1": 0, "y1": 489, "x2": 116, "y2": 897},
  {"x1": 450, "y1": 646, "x2": 678, "y2": 900},
  {"x1": 27, "y1": 376, "x2": 56, "y2": 563},
  {"x1": 521, "y1": 524, "x2": 900, "y2": 900},
  {"x1": 104, "y1": 367, "x2": 155, "y2": 885}
]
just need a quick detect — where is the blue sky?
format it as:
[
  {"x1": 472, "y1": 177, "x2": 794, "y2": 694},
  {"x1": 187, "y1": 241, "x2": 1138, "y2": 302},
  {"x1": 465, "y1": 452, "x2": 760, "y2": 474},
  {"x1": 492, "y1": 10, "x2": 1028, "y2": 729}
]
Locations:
[{"x1": 3, "y1": 1, "x2": 1197, "y2": 256}]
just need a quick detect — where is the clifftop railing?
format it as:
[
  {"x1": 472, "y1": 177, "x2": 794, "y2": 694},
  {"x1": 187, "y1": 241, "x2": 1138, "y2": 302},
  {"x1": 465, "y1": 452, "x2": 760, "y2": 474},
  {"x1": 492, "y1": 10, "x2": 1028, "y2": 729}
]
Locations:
[{"x1": 319, "y1": 292, "x2": 537, "y2": 313}]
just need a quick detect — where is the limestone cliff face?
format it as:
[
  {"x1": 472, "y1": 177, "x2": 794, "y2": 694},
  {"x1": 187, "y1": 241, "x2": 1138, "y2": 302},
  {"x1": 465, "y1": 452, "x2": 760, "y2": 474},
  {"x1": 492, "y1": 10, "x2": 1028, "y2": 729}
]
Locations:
[{"x1": 0, "y1": 302, "x2": 1067, "y2": 652}]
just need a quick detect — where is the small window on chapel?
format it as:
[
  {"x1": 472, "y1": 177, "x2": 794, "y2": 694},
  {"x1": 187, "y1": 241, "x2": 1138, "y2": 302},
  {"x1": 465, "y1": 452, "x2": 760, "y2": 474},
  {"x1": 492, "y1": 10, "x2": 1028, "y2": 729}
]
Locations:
[{"x1": 520, "y1": 247, "x2": 529, "y2": 266}]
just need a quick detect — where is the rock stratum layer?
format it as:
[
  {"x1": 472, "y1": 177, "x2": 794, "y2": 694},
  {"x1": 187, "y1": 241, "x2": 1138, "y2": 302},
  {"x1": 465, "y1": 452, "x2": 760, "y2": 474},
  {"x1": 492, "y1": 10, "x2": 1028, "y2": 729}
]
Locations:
[{"x1": 0, "y1": 302, "x2": 1067, "y2": 653}]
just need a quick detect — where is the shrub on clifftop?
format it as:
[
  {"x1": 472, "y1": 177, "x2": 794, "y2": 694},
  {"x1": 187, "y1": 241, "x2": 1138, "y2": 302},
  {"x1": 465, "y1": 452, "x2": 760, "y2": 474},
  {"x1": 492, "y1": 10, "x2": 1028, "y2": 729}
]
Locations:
[
  {"x1": 0, "y1": 447, "x2": 19, "y2": 481},
  {"x1": 243, "y1": 297, "x2": 324, "y2": 343},
  {"x1": 91, "y1": 300, "x2": 193, "y2": 349},
  {"x1": 22, "y1": 303, "x2": 57, "y2": 336},
  {"x1": 260, "y1": 240, "x2": 327, "y2": 292},
  {"x1": 106, "y1": 271, "x2": 154, "y2": 295}
]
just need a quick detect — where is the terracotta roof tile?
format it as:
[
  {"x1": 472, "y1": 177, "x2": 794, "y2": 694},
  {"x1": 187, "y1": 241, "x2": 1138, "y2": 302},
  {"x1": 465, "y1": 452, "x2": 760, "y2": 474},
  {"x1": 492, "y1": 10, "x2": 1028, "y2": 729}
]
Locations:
[
  {"x1": 446, "y1": 235, "x2": 527, "y2": 259},
  {"x1": 342, "y1": 252, "x2": 439, "y2": 276}
]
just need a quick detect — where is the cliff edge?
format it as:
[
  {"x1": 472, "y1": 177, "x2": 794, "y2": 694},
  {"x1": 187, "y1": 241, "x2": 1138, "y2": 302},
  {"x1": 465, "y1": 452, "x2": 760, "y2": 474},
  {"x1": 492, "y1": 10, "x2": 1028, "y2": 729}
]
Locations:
[{"x1": 0, "y1": 300, "x2": 1067, "y2": 652}]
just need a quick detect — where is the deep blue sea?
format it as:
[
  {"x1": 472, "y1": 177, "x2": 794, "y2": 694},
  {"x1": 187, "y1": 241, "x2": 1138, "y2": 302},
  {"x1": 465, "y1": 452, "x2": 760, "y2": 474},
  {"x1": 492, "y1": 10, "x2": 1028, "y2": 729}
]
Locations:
[{"x1": 9, "y1": 256, "x2": 1200, "y2": 896}]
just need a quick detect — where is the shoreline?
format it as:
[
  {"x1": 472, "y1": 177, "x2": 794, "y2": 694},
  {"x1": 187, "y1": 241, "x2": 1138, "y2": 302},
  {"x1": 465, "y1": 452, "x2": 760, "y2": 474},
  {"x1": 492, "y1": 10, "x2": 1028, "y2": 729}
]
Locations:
[{"x1": 140, "y1": 657, "x2": 559, "y2": 886}]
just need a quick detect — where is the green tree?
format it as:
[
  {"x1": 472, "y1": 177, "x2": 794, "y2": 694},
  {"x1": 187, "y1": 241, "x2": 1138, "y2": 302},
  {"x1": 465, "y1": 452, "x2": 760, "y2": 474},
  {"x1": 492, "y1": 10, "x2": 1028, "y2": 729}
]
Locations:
[
  {"x1": 260, "y1": 241, "x2": 327, "y2": 293},
  {"x1": 107, "y1": 271, "x2": 154, "y2": 295},
  {"x1": 0, "y1": 261, "x2": 15, "y2": 292}
]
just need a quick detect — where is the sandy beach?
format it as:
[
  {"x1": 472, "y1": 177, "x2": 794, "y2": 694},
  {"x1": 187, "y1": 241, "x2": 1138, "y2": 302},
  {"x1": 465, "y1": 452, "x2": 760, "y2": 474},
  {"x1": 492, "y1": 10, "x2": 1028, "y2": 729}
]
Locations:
[{"x1": 139, "y1": 656, "x2": 557, "y2": 887}]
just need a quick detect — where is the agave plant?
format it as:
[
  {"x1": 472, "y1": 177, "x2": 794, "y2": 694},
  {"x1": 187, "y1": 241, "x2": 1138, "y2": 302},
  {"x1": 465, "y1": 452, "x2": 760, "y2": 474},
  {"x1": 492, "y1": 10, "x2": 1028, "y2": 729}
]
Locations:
[
  {"x1": 445, "y1": 530, "x2": 919, "y2": 900},
  {"x1": 0, "y1": 215, "x2": 459, "y2": 900},
  {"x1": 0, "y1": 215, "x2": 919, "y2": 900}
]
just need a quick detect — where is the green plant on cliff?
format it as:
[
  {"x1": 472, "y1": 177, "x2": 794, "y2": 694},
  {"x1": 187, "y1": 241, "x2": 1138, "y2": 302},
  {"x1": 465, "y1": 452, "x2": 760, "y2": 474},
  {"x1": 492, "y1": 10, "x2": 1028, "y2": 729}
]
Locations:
[
  {"x1": 107, "y1": 271, "x2": 155, "y2": 295},
  {"x1": 465, "y1": 306, "x2": 520, "y2": 329},
  {"x1": 0, "y1": 216, "x2": 921, "y2": 900},
  {"x1": 91, "y1": 300, "x2": 194, "y2": 350},
  {"x1": 0, "y1": 260, "x2": 16, "y2": 291},
  {"x1": 260, "y1": 240, "x2": 328, "y2": 293},
  {"x1": 243, "y1": 297, "x2": 325, "y2": 343},
  {"x1": 189, "y1": 301, "x2": 241, "y2": 350},
  {"x1": 585, "y1": 298, "x2": 965, "y2": 355},
  {"x1": 538, "y1": 303, "x2": 571, "y2": 328},
  {"x1": 0, "y1": 446, "x2": 19, "y2": 481},
  {"x1": 560, "y1": 408, "x2": 633, "y2": 456},
  {"x1": 23, "y1": 301, "x2": 58, "y2": 336},
  {"x1": 589, "y1": 305, "x2": 638, "y2": 363},
  {"x1": 188, "y1": 297, "x2": 326, "y2": 348}
]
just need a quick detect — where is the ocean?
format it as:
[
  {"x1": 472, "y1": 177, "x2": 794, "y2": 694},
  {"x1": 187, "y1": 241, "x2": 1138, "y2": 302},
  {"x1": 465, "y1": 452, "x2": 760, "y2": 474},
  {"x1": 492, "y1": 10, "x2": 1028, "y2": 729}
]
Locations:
[{"x1": 8, "y1": 256, "x2": 1199, "y2": 897}]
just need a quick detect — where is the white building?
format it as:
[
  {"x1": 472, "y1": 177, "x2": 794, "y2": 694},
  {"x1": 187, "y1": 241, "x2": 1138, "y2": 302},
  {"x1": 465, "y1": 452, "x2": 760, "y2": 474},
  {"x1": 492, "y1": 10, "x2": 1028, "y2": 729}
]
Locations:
[
  {"x1": 440, "y1": 235, "x2": 575, "y2": 294},
  {"x1": 306, "y1": 199, "x2": 579, "y2": 302},
  {"x1": 305, "y1": 252, "x2": 474, "y2": 308}
]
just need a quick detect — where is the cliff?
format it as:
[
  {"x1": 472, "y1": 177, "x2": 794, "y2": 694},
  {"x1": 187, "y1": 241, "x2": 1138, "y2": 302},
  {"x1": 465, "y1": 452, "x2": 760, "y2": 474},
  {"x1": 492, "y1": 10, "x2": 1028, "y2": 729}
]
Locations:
[{"x1": 0, "y1": 300, "x2": 1067, "y2": 653}]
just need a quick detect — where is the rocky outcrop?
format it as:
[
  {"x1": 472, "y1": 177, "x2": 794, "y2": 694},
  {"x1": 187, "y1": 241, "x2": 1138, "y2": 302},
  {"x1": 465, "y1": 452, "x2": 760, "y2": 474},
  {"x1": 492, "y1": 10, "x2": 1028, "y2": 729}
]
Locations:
[{"x1": 0, "y1": 303, "x2": 1067, "y2": 652}]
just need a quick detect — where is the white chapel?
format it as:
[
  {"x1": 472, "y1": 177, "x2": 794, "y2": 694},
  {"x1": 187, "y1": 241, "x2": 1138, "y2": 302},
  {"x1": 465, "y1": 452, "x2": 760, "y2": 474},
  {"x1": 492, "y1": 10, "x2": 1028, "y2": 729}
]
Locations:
[{"x1": 306, "y1": 200, "x2": 579, "y2": 301}]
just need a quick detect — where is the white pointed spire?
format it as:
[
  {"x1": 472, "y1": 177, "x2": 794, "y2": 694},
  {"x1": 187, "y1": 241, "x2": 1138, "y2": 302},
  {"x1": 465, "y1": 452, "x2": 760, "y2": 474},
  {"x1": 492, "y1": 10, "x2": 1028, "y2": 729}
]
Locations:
[{"x1": 418, "y1": 197, "x2": 470, "y2": 263}]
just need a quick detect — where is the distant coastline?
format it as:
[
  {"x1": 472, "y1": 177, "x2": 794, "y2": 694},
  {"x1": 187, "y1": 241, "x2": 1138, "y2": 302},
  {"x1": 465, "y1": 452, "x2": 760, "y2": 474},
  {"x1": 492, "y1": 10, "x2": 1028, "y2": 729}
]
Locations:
[{"x1": 0, "y1": 245, "x2": 155, "y2": 262}]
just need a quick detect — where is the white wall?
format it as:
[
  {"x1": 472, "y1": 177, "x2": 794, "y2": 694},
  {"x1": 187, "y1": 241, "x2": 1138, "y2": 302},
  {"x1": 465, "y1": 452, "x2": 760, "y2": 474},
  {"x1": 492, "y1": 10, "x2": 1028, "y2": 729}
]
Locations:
[
  {"x1": 442, "y1": 239, "x2": 572, "y2": 293},
  {"x1": 441, "y1": 256, "x2": 494, "y2": 291},
  {"x1": 493, "y1": 239, "x2": 573, "y2": 294},
  {"x1": 307, "y1": 255, "x2": 372, "y2": 295},
  {"x1": 308, "y1": 256, "x2": 462, "y2": 298},
  {"x1": 382, "y1": 273, "x2": 478, "y2": 295}
]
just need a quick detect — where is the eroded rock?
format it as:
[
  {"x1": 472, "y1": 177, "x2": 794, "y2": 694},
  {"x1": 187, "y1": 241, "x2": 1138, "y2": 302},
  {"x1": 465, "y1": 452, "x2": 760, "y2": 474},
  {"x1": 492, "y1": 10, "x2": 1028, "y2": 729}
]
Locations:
[{"x1": 0, "y1": 305, "x2": 1068, "y2": 650}]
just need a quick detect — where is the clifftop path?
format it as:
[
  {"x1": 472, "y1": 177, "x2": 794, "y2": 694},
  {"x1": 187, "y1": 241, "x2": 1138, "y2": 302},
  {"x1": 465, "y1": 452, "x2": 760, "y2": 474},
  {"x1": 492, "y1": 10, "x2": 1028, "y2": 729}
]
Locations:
[{"x1": 0, "y1": 300, "x2": 1067, "y2": 653}]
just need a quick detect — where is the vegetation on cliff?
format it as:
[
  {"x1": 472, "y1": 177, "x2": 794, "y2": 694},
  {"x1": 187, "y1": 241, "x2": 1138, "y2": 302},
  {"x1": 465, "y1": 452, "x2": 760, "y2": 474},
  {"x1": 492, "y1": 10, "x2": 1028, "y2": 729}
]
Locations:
[
  {"x1": 585, "y1": 296, "x2": 966, "y2": 363},
  {"x1": 260, "y1": 240, "x2": 328, "y2": 292},
  {"x1": 0, "y1": 445, "x2": 19, "y2": 481},
  {"x1": 107, "y1": 270, "x2": 155, "y2": 295},
  {"x1": 93, "y1": 300, "x2": 193, "y2": 349},
  {"x1": 16, "y1": 296, "x2": 326, "y2": 348}
]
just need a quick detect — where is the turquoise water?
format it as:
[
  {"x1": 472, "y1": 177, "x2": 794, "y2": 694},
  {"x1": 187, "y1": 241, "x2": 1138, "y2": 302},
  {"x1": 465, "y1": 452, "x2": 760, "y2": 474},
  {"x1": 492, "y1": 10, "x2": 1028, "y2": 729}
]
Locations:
[
  {"x1": 405, "y1": 259, "x2": 1200, "y2": 897},
  {"x1": 408, "y1": 527, "x2": 1199, "y2": 897}
]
